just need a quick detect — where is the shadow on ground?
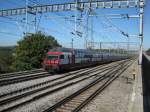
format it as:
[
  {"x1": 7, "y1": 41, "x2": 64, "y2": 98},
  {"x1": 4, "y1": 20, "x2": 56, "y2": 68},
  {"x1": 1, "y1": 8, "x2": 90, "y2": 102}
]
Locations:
[{"x1": 142, "y1": 54, "x2": 150, "y2": 112}]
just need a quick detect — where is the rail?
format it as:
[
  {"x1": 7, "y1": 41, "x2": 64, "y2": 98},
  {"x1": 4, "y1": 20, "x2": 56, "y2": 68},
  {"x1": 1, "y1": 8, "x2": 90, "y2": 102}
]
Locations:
[
  {"x1": 0, "y1": 60, "x2": 130, "y2": 112},
  {"x1": 43, "y1": 59, "x2": 133, "y2": 112}
]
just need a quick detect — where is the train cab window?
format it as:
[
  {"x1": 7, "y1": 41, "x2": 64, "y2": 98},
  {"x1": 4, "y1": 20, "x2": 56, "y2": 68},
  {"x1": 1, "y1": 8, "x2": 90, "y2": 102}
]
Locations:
[
  {"x1": 60, "y1": 55, "x2": 64, "y2": 59},
  {"x1": 48, "y1": 55, "x2": 58, "y2": 60}
]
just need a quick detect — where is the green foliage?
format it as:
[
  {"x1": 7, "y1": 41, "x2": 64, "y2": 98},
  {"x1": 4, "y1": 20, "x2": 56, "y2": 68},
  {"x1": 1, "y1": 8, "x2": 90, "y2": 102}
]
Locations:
[
  {"x1": 0, "y1": 47, "x2": 14, "y2": 73},
  {"x1": 11, "y1": 32, "x2": 61, "y2": 71}
]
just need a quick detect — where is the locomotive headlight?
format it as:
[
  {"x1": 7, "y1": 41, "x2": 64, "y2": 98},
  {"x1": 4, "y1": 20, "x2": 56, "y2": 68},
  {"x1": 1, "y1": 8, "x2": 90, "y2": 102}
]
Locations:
[
  {"x1": 55, "y1": 60, "x2": 59, "y2": 64},
  {"x1": 48, "y1": 60, "x2": 51, "y2": 64}
]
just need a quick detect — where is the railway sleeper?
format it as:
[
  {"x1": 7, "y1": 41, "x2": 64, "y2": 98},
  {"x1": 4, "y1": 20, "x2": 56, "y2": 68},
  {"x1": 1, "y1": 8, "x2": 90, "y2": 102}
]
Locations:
[
  {"x1": 64, "y1": 103, "x2": 79, "y2": 107},
  {"x1": 73, "y1": 97, "x2": 88, "y2": 101},
  {"x1": 65, "y1": 102, "x2": 81, "y2": 105},
  {"x1": 60, "y1": 106, "x2": 74, "y2": 110},
  {"x1": 69, "y1": 99, "x2": 84, "y2": 103},
  {"x1": 56, "y1": 107, "x2": 72, "y2": 112}
]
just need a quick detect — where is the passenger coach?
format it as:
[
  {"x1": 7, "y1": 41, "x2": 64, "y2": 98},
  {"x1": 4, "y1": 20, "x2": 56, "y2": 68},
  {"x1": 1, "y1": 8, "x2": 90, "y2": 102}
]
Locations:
[{"x1": 42, "y1": 47, "x2": 128, "y2": 72}]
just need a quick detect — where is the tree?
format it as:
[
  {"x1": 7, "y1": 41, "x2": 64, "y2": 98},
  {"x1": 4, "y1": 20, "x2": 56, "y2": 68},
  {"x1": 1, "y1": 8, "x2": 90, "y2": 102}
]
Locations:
[{"x1": 11, "y1": 32, "x2": 61, "y2": 71}]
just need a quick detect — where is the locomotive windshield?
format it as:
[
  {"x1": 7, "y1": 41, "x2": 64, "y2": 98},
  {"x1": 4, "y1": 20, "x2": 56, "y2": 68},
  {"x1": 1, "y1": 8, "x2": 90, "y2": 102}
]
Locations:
[{"x1": 47, "y1": 55, "x2": 59, "y2": 60}]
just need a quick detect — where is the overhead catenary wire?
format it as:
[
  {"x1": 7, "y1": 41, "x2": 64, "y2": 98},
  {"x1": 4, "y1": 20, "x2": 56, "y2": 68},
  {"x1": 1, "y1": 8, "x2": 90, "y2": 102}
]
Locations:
[
  {"x1": 0, "y1": 31, "x2": 21, "y2": 37},
  {"x1": 1, "y1": 0, "x2": 111, "y2": 43},
  {"x1": 23, "y1": 0, "x2": 77, "y2": 35},
  {"x1": 0, "y1": 16, "x2": 73, "y2": 39},
  {"x1": 103, "y1": 14, "x2": 129, "y2": 38},
  {"x1": 26, "y1": 0, "x2": 108, "y2": 46},
  {"x1": 26, "y1": 0, "x2": 85, "y2": 39}
]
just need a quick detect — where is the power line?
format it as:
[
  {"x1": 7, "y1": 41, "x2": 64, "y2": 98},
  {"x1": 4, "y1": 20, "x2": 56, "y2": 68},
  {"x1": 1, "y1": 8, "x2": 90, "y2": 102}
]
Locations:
[
  {"x1": 24, "y1": 0, "x2": 81, "y2": 38},
  {"x1": 0, "y1": 31, "x2": 21, "y2": 37},
  {"x1": 0, "y1": 16, "x2": 70, "y2": 37},
  {"x1": 103, "y1": 15, "x2": 129, "y2": 38},
  {"x1": 0, "y1": 20, "x2": 17, "y2": 25},
  {"x1": 19, "y1": 0, "x2": 111, "y2": 43}
]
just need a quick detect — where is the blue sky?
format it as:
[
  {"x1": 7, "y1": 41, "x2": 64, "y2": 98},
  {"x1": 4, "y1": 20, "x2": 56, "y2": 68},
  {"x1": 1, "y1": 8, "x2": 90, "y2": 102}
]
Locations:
[{"x1": 0, "y1": 0, "x2": 149, "y2": 50}]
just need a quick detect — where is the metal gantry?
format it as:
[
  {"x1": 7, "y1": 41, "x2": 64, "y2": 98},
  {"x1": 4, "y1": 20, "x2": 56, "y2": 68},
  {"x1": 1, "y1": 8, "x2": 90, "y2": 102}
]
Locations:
[
  {"x1": 0, "y1": 0, "x2": 139, "y2": 16},
  {"x1": 0, "y1": 0, "x2": 145, "y2": 63}
]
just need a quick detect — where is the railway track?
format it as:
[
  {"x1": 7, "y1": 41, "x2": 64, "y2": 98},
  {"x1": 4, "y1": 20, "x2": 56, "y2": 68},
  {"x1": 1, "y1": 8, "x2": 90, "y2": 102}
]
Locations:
[
  {"x1": 0, "y1": 60, "x2": 120, "y2": 98},
  {"x1": 0, "y1": 64, "x2": 105, "y2": 98},
  {"x1": 0, "y1": 59, "x2": 132, "y2": 112},
  {"x1": 0, "y1": 71, "x2": 50, "y2": 86},
  {"x1": 43, "y1": 59, "x2": 133, "y2": 112},
  {"x1": 0, "y1": 60, "x2": 127, "y2": 87},
  {"x1": 0, "y1": 63, "x2": 106, "y2": 80},
  {"x1": 0, "y1": 66, "x2": 91, "y2": 87},
  {"x1": 0, "y1": 63, "x2": 105, "y2": 87},
  {"x1": 0, "y1": 68, "x2": 44, "y2": 79},
  {"x1": 0, "y1": 61, "x2": 120, "y2": 109}
]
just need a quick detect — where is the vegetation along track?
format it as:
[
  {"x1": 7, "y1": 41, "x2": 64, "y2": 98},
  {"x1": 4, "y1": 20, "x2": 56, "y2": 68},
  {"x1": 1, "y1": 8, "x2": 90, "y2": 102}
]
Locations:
[
  {"x1": 0, "y1": 60, "x2": 129, "y2": 112},
  {"x1": 43, "y1": 59, "x2": 133, "y2": 112}
]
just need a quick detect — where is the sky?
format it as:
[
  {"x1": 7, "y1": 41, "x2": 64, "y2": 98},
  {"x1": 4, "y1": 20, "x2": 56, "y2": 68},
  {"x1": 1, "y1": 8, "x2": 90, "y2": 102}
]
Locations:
[{"x1": 0, "y1": 0, "x2": 149, "y2": 50}]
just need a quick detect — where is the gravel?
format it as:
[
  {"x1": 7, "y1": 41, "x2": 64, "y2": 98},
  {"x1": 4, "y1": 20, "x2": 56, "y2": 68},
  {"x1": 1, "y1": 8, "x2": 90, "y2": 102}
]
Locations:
[
  {"x1": 80, "y1": 61, "x2": 137, "y2": 112},
  {"x1": 0, "y1": 74, "x2": 61, "y2": 95},
  {"x1": 0, "y1": 61, "x2": 125, "y2": 112},
  {"x1": 0, "y1": 65, "x2": 107, "y2": 111},
  {"x1": 0, "y1": 65, "x2": 101, "y2": 98},
  {"x1": 10, "y1": 76, "x2": 97, "y2": 112},
  {"x1": 0, "y1": 67, "x2": 89, "y2": 95}
]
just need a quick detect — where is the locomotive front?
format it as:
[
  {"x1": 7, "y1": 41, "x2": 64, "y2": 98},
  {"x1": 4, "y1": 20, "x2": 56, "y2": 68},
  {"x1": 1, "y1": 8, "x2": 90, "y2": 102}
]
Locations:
[{"x1": 42, "y1": 52, "x2": 63, "y2": 72}]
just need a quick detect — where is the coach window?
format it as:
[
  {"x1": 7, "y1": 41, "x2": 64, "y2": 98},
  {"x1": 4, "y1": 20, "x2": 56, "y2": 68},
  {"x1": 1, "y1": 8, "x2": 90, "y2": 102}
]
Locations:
[{"x1": 60, "y1": 55, "x2": 64, "y2": 59}]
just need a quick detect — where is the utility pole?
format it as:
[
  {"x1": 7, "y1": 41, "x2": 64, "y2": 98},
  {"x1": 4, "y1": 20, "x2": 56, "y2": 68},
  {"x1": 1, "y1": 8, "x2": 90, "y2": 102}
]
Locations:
[
  {"x1": 139, "y1": 0, "x2": 144, "y2": 64},
  {"x1": 127, "y1": 36, "x2": 130, "y2": 55},
  {"x1": 74, "y1": 0, "x2": 78, "y2": 35},
  {"x1": 74, "y1": 0, "x2": 82, "y2": 36},
  {"x1": 84, "y1": 16, "x2": 88, "y2": 49},
  {"x1": 71, "y1": 38, "x2": 74, "y2": 49},
  {"x1": 90, "y1": 16, "x2": 94, "y2": 49},
  {"x1": 99, "y1": 42, "x2": 102, "y2": 50},
  {"x1": 85, "y1": 10, "x2": 90, "y2": 49},
  {"x1": 89, "y1": 0, "x2": 94, "y2": 49},
  {"x1": 25, "y1": 0, "x2": 28, "y2": 34},
  {"x1": 34, "y1": 14, "x2": 37, "y2": 33}
]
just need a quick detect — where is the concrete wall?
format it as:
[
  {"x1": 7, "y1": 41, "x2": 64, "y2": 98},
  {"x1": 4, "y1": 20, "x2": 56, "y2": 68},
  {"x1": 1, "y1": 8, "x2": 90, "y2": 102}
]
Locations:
[{"x1": 142, "y1": 53, "x2": 150, "y2": 112}]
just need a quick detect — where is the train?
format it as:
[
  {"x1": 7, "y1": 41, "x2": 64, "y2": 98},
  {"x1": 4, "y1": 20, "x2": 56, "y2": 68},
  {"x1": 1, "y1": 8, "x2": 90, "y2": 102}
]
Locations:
[{"x1": 42, "y1": 47, "x2": 129, "y2": 72}]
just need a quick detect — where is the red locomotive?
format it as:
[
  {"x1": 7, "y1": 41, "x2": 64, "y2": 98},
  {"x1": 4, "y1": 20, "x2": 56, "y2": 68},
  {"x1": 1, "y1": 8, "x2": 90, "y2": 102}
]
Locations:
[{"x1": 42, "y1": 47, "x2": 127, "y2": 72}]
